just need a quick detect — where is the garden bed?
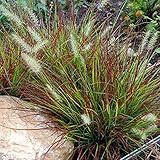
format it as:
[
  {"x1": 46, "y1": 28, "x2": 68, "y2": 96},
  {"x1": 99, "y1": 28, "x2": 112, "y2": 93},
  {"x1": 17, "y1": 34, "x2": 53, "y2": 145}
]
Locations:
[{"x1": 0, "y1": 0, "x2": 160, "y2": 160}]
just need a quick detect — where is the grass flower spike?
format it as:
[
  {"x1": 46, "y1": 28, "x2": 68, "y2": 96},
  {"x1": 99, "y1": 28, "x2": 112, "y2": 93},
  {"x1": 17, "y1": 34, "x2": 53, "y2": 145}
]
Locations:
[
  {"x1": 100, "y1": 25, "x2": 112, "y2": 38},
  {"x1": 12, "y1": 34, "x2": 32, "y2": 53},
  {"x1": 139, "y1": 31, "x2": 151, "y2": 52},
  {"x1": 83, "y1": 42, "x2": 92, "y2": 51},
  {"x1": 84, "y1": 19, "x2": 94, "y2": 37},
  {"x1": 145, "y1": 124, "x2": 158, "y2": 135},
  {"x1": 132, "y1": 128, "x2": 147, "y2": 140},
  {"x1": 21, "y1": 53, "x2": 42, "y2": 73},
  {"x1": 70, "y1": 32, "x2": 85, "y2": 68},
  {"x1": 46, "y1": 84, "x2": 62, "y2": 102},
  {"x1": 81, "y1": 114, "x2": 91, "y2": 125},
  {"x1": 142, "y1": 113, "x2": 157, "y2": 123},
  {"x1": 70, "y1": 32, "x2": 79, "y2": 56},
  {"x1": 32, "y1": 39, "x2": 48, "y2": 53},
  {"x1": 23, "y1": 6, "x2": 39, "y2": 27},
  {"x1": 27, "y1": 26, "x2": 43, "y2": 43},
  {"x1": 147, "y1": 32, "x2": 159, "y2": 50},
  {"x1": 127, "y1": 48, "x2": 136, "y2": 57},
  {"x1": 0, "y1": 5, "x2": 23, "y2": 26}
]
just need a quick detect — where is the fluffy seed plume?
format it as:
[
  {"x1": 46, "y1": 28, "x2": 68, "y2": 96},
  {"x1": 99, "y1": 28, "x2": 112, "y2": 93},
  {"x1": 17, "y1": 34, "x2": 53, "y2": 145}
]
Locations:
[
  {"x1": 27, "y1": 26, "x2": 42, "y2": 43},
  {"x1": 70, "y1": 33, "x2": 85, "y2": 68},
  {"x1": 21, "y1": 53, "x2": 42, "y2": 73},
  {"x1": 139, "y1": 31, "x2": 151, "y2": 52},
  {"x1": 147, "y1": 32, "x2": 158, "y2": 50},
  {"x1": 32, "y1": 39, "x2": 48, "y2": 53},
  {"x1": 12, "y1": 34, "x2": 32, "y2": 53},
  {"x1": 127, "y1": 48, "x2": 137, "y2": 57},
  {"x1": 145, "y1": 124, "x2": 157, "y2": 134},
  {"x1": 23, "y1": 6, "x2": 39, "y2": 27},
  {"x1": 142, "y1": 113, "x2": 157, "y2": 122},
  {"x1": 132, "y1": 128, "x2": 146, "y2": 140},
  {"x1": 100, "y1": 26, "x2": 112, "y2": 38},
  {"x1": 70, "y1": 33, "x2": 79, "y2": 56},
  {"x1": 81, "y1": 114, "x2": 91, "y2": 125},
  {"x1": 0, "y1": 5, "x2": 23, "y2": 26},
  {"x1": 46, "y1": 84, "x2": 62, "y2": 102},
  {"x1": 84, "y1": 19, "x2": 94, "y2": 37},
  {"x1": 109, "y1": 36, "x2": 116, "y2": 46},
  {"x1": 83, "y1": 42, "x2": 92, "y2": 51}
]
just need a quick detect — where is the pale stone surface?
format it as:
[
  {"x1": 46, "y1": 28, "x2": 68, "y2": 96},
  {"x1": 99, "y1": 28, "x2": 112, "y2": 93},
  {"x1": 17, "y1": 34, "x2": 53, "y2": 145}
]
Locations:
[{"x1": 0, "y1": 96, "x2": 73, "y2": 160}]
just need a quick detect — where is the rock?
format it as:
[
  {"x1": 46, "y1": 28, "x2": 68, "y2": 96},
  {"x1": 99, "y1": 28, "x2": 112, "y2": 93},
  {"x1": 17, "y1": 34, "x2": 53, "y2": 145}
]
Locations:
[{"x1": 0, "y1": 96, "x2": 74, "y2": 160}]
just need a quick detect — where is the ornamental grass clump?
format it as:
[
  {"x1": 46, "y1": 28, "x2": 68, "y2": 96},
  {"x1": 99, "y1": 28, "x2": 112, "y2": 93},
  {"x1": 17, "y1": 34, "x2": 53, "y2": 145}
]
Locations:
[{"x1": 0, "y1": 2, "x2": 160, "y2": 159}]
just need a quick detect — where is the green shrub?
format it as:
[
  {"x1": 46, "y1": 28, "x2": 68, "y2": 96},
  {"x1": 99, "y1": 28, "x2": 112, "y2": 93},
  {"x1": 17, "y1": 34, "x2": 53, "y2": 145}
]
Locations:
[
  {"x1": 127, "y1": 0, "x2": 160, "y2": 31},
  {"x1": 0, "y1": 2, "x2": 159, "y2": 159}
]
